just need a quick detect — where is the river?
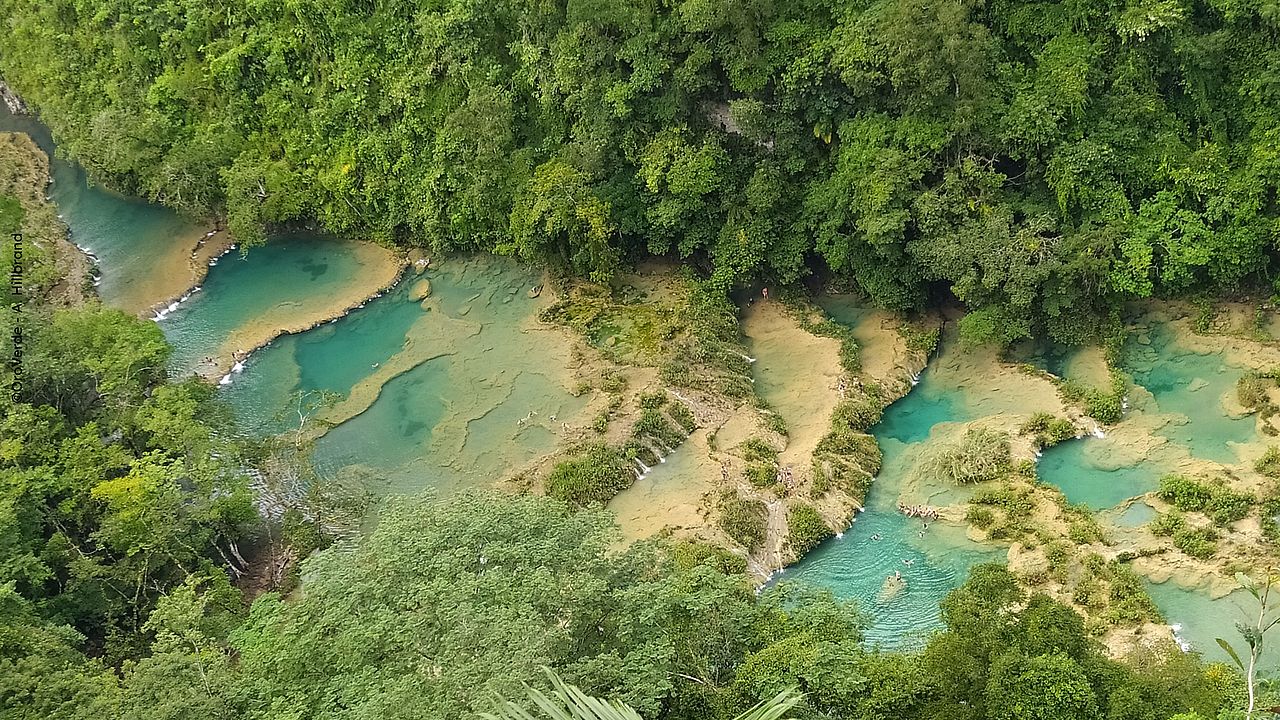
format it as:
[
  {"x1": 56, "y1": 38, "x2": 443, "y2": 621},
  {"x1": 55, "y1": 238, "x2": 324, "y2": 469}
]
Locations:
[{"x1": 4, "y1": 107, "x2": 1271, "y2": 671}]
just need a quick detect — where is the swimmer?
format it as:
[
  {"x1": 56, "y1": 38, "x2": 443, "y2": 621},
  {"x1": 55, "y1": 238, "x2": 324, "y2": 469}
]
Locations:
[{"x1": 902, "y1": 559, "x2": 914, "y2": 566}]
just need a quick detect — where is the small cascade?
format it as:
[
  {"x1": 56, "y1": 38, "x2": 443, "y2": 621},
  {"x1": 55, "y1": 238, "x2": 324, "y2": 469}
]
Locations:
[{"x1": 633, "y1": 456, "x2": 652, "y2": 476}]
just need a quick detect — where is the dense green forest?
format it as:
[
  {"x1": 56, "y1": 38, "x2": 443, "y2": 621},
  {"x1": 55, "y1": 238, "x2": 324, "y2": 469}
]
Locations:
[
  {"x1": 2, "y1": 0, "x2": 1279, "y2": 343},
  {"x1": 0, "y1": 178, "x2": 1261, "y2": 717},
  {"x1": 3, "y1": 0, "x2": 1280, "y2": 717}
]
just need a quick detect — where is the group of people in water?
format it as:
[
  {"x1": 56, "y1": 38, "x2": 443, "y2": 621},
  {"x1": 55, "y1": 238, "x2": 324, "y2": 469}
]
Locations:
[{"x1": 897, "y1": 502, "x2": 940, "y2": 520}]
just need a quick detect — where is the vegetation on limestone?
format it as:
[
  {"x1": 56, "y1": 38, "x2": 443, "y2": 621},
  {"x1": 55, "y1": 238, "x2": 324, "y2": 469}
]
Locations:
[
  {"x1": 786, "y1": 504, "x2": 833, "y2": 556},
  {"x1": 1060, "y1": 383, "x2": 1120, "y2": 426},
  {"x1": 1256, "y1": 446, "x2": 1280, "y2": 479},
  {"x1": 545, "y1": 443, "x2": 634, "y2": 506},
  {"x1": 1020, "y1": 412, "x2": 1077, "y2": 449},
  {"x1": 718, "y1": 493, "x2": 769, "y2": 552},
  {"x1": 921, "y1": 427, "x2": 1012, "y2": 485},
  {"x1": 1158, "y1": 475, "x2": 1256, "y2": 526},
  {"x1": 1173, "y1": 527, "x2": 1220, "y2": 560}
]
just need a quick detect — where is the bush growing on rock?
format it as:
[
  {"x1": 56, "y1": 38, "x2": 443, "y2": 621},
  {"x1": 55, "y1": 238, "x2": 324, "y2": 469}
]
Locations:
[
  {"x1": 1256, "y1": 446, "x2": 1280, "y2": 478},
  {"x1": 667, "y1": 401, "x2": 697, "y2": 433},
  {"x1": 922, "y1": 427, "x2": 1012, "y2": 485},
  {"x1": 741, "y1": 437, "x2": 779, "y2": 463},
  {"x1": 829, "y1": 395, "x2": 884, "y2": 433},
  {"x1": 965, "y1": 506, "x2": 995, "y2": 529},
  {"x1": 718, "y1": 493, "x2": 768, "y2": 550},
  {"x1": 1158, "y1": 475, "x2": 1255, "y2": 525},
  {"x1": 1150, "y1": 511, "x2": 1187, "y2": 536},
  {"x1": 546, "y1": 443, "x2": 633, "y2": 506},
  {"x1": 787, "y1": 503, "x2": 833, "y2": 555},
  {"x1": 1172, "y1": 527, "x2": 1219, "y2": 559},
  {"x1": 1020, "y1": 413, "x2": 1077, "y2": 448}
]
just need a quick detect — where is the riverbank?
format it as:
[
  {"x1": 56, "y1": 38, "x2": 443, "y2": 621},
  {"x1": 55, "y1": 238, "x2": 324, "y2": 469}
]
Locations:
[
  {"x1": 537, "y1": 270, "x2": 939, "y2": 577},
  {"x1": 132, "y1": 228, "x2": 236, "y2": 318},
  {"x1": 0, "y1": 131, "x2": 90, "y2": 305},
  {"x1": 186, "y1": 241, "x2": 407, "y2": 380}
]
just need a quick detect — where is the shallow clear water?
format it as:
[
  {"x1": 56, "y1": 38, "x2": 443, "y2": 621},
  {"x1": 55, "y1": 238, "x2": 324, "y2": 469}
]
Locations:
[
  {"x1": 1126, "y1": 322, "x2": 1254, "y2": 464},
  {"x1": 1143, "y1": 580, "x2": 1274, "y2": 671},
  {"x1": 1037, "y1": 440, "x2": 1158, "y2": 510},
  {"x1": 227, "y1": 256, "x2": 586, "y2": 494},
  {"x1": 773, "y1": 362, "x2": 1002, "y2": 649},
  {"x1": 160, "y1": 234, "x2": 381, "y2": 374},
  {"x1": 1037, "y1": 320, "x2": 1255, "y2": 509},
  {"x1": 1112, "y1": 501, "x2": 1157, "y2": 528},
  {"x1": 0, "y1": 107, "x2": 202, "y2": 309}
]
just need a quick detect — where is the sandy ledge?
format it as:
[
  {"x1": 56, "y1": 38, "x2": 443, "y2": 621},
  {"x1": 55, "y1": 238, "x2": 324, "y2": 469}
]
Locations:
[{"x1": 197, "y1": 241, "x2": 407, "y2": 380}]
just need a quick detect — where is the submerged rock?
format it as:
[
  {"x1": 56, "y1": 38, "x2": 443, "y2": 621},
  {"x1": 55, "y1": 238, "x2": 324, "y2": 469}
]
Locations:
[{"x1": 410, "y1": 278, "x2": 432, "y2": 301}]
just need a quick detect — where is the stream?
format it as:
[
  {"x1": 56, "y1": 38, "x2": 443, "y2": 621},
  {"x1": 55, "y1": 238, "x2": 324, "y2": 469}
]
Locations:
[{"x1": 5, "y1": 108, "x2": 1270, "y2": 670}]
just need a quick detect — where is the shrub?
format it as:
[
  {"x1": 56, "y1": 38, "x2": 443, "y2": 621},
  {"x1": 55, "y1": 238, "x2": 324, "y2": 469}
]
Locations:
[
  {"x1": 741, "y1": 437, "x2": 779, "y2": 463},
  {"x1": 1157, "y1": 474, "x2": 1255, "y2": 525},
  {"x1": 965, "y1": 506, "x2": 995, "y2": 529},
  {"x1": 1172, "y1": 527, "x2": 1218, "y2": 559},
  {"x1": 1084, "y1": 391, "x2": 1123, "y2": 424},
  {"x1": 1149, "y1": 511, "x2": 1186, "y2": 536},
  {"x1": 1158, "y1": 475, "x2": 1215, "y2": 511},
  {"x1": 763, "y1": 412, "x2": 788, "y2": 436},
  {"x1": 1068, "y1": 515, "x2": 1104, "y2": 545},
  {"x1": 632, "y1": 408, "x2": 685, "y2": 447},
  {"x1": 638, "y1": 389, "x2": 667, "y2": 409},
  {"x1": 1237, "y1": 375, "x2": 1271, "y2": 410},
  {"x1": 787, "y1": 503, "x2": 833, "y2": 555},
  {"x1": 670, "y1": 540, "x2": 748, "y2": 574},
  {"x1": 972, "y1": 485, "x2": 1035, "y2": 515},
  {"x1": 546, "y1": 444, "x2": 633, "y2": 506},
  {"x1": 1207, "y1": 488, "x2": 1255, "y2": 525},
  {"x1": 745, "y1": 463, "x2": 777, "y2": 488},
  {"x1": 1045, "y1": 542, "x2": 1070, "y2": 579},
  {"x1": 600, "y1": 371, "x2": 627, "y2": 394},
  {"x1": 901, "y1": 323, "x2": 940, "y2": 354},
  {"x1": 668, "y1": 401, "x2": 697, "y2": 433},
  {"x1": 920, "y1": 427, "x2": 1012, "y2": 485},
  {"x1": 1256, "y1": 446, "x2": 1280, "y2": 478},
  {"x1": 830, "y1": 396, "x2": 883, "y2": 433},
  {"x1": 1020, "y1": 413, "x2": 1078, "y2": 448},
  {"x1": 1105, "y1": 563, "x2": 1163, "y2": 624},
  {"x1": 816, "y1": 427, "x2": 882, "y2": 465},
  {"x1": 1262, "y1": 495, "x2": 1280, "y2": 542},
  {"x1": 718, "y1": 494, "x2": 768, "y2": 550}
]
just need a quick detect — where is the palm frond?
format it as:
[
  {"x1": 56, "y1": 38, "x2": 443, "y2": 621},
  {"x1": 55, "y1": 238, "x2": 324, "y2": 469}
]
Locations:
[
  {"x1": 480, "y1": 669, "x2": 643, "y2": 720},
  {"x1": 480, "y1": 669, "x2": 803, "y2": 720},
  {"x1": 732, "y1": 688, "x2": 804, "y2": 720}
]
